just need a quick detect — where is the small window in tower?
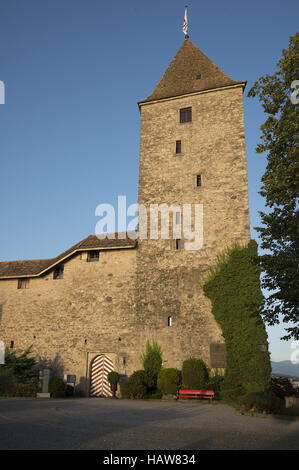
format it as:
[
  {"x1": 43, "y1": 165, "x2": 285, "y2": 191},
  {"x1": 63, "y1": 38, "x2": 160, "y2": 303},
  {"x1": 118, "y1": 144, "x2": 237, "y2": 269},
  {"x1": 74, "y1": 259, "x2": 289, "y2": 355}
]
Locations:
[
  {"x1": 10, "y1": 341, "x2": 14, "y2": 349},
  {"x1": 176, "y1": 140, "x2": 182, "y2": 154},
  {"x1": 196, "y1": 175, "x2": 202, "y2": 187},
  {"x1": 168, "y1": 316, "x2": 172, "y2": 327},
  {"x1": 87, "y1": 251, "x2": 100, "y2": 262},
  {"x1": 53, "y1": 265, "x2": 64, "y2": 280},
  {"x1": 180, "y1": 107, "x2": 192, "y2": 123},
  {"x1": 17, "y1": 279, "x2": 29, "y2": 289},
  {"x1": 196, "y1": 74, "x2": 201, "y2": 79},
  {"x1": 175, "y1": 239, "x2": 182, "y2": 250}
]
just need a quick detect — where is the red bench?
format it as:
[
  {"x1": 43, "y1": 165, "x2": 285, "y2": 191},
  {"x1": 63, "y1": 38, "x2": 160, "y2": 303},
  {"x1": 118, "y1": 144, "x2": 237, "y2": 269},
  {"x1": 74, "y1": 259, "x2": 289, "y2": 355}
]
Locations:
[{"x1": 177, "y1": 389, "x2": 215, "y2": 401}]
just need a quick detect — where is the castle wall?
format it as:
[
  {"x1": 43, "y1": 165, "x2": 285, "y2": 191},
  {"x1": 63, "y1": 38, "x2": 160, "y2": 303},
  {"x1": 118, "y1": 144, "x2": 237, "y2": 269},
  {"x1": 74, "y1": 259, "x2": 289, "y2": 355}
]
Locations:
[{"x1": 0, "y1": 248, "x2": 138, "y2": 394}]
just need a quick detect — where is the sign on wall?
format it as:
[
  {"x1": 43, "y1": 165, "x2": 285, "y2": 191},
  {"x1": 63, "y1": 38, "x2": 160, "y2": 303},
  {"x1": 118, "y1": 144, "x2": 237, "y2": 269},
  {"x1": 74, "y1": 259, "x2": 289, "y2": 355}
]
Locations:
[
  {"x1": 67, "y1": 374, "x2": 76, "y2": 384},
  {"x1": 210, "y1": 343, "x2": 227, "y2": 368}
]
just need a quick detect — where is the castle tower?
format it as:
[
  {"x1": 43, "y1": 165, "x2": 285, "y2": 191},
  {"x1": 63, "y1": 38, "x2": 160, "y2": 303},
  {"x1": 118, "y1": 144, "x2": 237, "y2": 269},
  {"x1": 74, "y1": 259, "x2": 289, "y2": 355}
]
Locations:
[{"x1": 135, "y1": 38, "x2": 251, "y2": 369}]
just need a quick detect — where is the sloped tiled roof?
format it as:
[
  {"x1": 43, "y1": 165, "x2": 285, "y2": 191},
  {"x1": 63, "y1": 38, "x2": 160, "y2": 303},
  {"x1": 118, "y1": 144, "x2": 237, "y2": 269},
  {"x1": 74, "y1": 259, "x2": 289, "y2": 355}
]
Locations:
[
  {"x1": 139, "y1": 38, "x2": 246, "y2": 105},
  {"x1": 0, "y1": 234, "x2": 137, "y2": 279}
]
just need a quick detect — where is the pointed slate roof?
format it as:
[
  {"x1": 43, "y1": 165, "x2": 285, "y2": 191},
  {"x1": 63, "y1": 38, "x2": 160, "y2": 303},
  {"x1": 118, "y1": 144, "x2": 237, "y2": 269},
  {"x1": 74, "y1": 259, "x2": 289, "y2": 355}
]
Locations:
[{"x1": 139, "y1": 38, "x2": 246, "y2": 105}]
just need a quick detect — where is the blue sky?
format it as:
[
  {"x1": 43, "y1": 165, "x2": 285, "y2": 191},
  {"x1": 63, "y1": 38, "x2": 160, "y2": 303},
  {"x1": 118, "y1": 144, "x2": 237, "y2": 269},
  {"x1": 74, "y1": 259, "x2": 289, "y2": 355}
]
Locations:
[{"x1": 0, "y1": 0, "x2": 298, "y2": 361}]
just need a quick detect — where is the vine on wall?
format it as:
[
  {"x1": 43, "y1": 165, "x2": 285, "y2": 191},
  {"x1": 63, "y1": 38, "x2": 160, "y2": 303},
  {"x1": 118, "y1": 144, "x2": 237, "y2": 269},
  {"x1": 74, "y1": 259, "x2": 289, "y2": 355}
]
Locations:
[{"x1": 203, "y1": 240, "x2": 271, "y2": 393}]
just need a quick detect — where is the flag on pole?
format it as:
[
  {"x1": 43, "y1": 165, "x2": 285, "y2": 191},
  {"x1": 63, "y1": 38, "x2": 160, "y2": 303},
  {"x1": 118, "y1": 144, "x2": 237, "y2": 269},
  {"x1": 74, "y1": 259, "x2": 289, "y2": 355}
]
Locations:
[{"x1": 183, "y1": 6, "x2": 188, "y2": 36}]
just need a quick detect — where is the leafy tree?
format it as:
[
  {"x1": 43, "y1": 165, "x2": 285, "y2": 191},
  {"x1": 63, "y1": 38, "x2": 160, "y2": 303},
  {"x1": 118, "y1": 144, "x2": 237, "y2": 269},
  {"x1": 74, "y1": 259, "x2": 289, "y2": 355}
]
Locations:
[
  {"x1": 107, "y1": 371, "x2": 119, "y2": 385},
  {"x1": 248, "y1": 32, "x2": 299, "y2": 340}
]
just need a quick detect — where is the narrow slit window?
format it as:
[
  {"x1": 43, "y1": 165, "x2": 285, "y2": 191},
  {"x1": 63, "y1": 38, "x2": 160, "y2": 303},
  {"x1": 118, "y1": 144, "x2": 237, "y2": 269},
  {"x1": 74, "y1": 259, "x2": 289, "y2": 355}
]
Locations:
[
  {"x1": 176, "y1": 140, "x2": 182, "y2": 154},
  {"x1": 196, "y1": 175, "x2": 202, "y2": 187},
  {"x1": 175, "y1": 212, "x2": 180, "y2": 224},
  {"x1": 180, "y1": 107, "x2": 192, "y2": 123},
  {"x1": 53, "y1": 265, "x2": 64, "y2": 280},
  {"x1": 175, "y1": 239, "x2": 182, "y2": 250},
  {"x1": 10, "y1": 341, "x2": 14, "y2": 349},
  {"x1": 168, "y1": 316, "x2": 172, "y2": 327}
]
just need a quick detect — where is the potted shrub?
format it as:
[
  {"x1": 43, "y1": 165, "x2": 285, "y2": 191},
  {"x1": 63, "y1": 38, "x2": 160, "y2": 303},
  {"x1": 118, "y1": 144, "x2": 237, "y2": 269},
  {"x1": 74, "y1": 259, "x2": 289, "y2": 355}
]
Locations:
[{"x1": 107, "y1": 371, "x2": 120, "y2": 398}]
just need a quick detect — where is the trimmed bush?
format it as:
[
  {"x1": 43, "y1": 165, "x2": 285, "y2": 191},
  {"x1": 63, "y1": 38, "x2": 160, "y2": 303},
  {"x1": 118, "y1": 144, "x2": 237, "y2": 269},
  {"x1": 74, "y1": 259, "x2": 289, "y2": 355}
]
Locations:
[
  {"x1": 129, "y1": 370, "x2": 148, "y2": 387},
  {"x1": 120, "y1": 381, "x2": 131, "y2": 398},
  {"x1": 49, "y1": 378, "x2": 66, "y2": 398},
  {"x1": 157, "y1": 368, "x2": 180, "y2": 395},
  {"x1": 120, "y1": 380, "x2": 147, "y2": 399},
  {"x1": 120, "y1": 370, "x2": 148, "y2": 399},
  {"x1": 148, "y1": 389, "x2": 163, "y2": 399},
  {"x1": 141, "y1": 341, "x2": 163, "y2": 390},
  {"x1": 182, "y1": 358, "x2": 209, "y2": 389},
  {"x1": 65, "y1": 385, "x2": 74, "y2": 397},
  {"x1": 207, "y1": 374, "x2": 224, "y2": 393},
  {"x1": 241, "y1": 390, "x2": 284, "y2": 414},
  {"x1": 107, "y1": 371, "x2": 119, "y2": 385}
]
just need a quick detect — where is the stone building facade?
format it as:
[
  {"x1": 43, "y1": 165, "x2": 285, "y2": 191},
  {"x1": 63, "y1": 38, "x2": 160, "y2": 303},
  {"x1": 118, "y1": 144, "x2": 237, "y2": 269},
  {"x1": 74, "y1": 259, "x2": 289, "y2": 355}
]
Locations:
[{"x1": 0, "y1": 38, "x2": 251, "y2": 396}]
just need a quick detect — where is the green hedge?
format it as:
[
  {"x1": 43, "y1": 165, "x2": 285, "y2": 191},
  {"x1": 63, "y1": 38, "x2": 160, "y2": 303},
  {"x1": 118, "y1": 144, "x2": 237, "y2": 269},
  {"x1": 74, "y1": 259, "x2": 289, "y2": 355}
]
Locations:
[
  {"x1": 49, "y1": 378, "x2": 66, "y2": 398},
  {"x1": 182, "y1": 358, "x2": 209, "y2": 389},
  {"x1": 203, "y1": 240, "x2": 271, "y2": 393},
  {"x1": 157, "y1": 368, "x2": 180, "y2": 395},
  {"x1": 207, "y1": 374, "x2": 224, "y2": 393},
  {"x1": 120, "y1": 370, "x2": 148, "y2": 399},
  {"x1": 120, "y1": 381, "x2": 147, "y2": 399}
]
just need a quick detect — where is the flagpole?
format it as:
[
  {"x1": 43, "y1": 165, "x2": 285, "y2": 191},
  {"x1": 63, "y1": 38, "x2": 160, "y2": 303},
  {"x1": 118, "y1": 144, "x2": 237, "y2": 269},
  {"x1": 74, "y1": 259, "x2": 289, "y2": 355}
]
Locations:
[{"x1": 183, "y1": 5, "x2": 189, "y2": 39}]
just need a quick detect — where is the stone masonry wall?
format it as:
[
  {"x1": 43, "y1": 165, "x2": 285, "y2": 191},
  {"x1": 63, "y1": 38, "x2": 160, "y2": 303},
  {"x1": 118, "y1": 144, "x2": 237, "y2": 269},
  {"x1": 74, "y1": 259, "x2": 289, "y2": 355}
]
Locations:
[
  {"x1": 136, "y1": 86, "x2": 251, "y2": 369},
  {"x1": 0, "y1": 248, "x2": 138, "y2": 394}
]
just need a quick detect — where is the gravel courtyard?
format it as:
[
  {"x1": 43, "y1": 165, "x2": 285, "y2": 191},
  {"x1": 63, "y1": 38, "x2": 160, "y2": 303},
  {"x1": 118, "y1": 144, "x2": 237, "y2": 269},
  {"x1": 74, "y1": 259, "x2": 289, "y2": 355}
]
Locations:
[{"x1": 0, "y1": 397, "x2": 298, "y2": 450}]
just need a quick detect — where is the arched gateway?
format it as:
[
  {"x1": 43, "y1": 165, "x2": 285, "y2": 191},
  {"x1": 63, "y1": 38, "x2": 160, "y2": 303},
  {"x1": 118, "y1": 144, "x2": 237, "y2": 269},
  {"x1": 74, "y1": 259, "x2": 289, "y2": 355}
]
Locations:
[{"x1": 89, "y1": 354, "x2": 114, "y2": 397}]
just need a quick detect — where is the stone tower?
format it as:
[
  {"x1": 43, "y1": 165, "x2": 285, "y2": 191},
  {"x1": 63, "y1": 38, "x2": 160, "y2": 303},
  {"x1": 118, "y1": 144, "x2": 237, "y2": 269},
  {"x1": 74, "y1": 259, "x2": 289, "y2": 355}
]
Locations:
[{"x1": 135, "y1": 37, "x2": 250, "y2": 369}]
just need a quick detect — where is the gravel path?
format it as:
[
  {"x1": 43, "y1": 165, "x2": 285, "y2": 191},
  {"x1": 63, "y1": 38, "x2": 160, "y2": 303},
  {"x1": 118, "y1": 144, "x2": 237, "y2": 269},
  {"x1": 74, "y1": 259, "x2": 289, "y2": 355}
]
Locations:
[{"x1": 0, "y1": 397, "x2": 298, "y2": 450}]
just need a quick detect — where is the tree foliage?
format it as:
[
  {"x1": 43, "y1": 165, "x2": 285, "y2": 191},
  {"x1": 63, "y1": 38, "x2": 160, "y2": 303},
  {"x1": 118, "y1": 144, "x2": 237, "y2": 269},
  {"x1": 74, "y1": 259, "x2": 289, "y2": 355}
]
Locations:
[
  {"x1": 248, "y1": 32, "x2": 299, "y2": 340},
  {"x1": 140, "y1": 340, "x2": 163, "y2": 389},
  {"x1": 107, "y1": 371, "x2": 119, "y2": 385},
  {"x1": 1, "y1": 346, "x2": 37, "y2": 382},
  {"x1": 203, "y1": 241, "x2": 271, "y2": 393}
]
